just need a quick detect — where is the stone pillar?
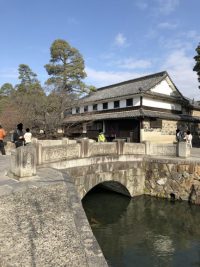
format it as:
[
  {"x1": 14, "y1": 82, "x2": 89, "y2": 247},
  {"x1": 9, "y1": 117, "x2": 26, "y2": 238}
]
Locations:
[
  {"x1": 35, "y1": 143, "x2": 42, "y2": 165},
  {"x1": 144, "y1": 141, "x2": 151, "y2": 155},
  {"x1": 116, "y1": 140, "x2": 125, "y2": 155},
  {"x1": 77, "y1": 138, "x2": 89, "y2": 158},
  {"x1": 10, "y1": 145, "x2": 36, "y2": 178},
  {"x1": 31, "y1": 138, "x2": 42, "y2": 165},
  {"x1": 178, "y1": 142, "x2": 190, "y2": 158},
  {"x1": 140, "y1": 129, "x2": 144, "y2": 142}
]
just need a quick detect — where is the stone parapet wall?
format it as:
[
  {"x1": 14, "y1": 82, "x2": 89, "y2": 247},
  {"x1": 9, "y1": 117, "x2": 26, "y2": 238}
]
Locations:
[
  {"x1": 41, "y1": 144, "x2": 80, "y2": 163},
  {"x1": 88, "y1": 142, "x2": 117, "y2": 157},
  {"x1": 10, "y1": 138, "x2": 191, "y2": 178},
  {"x1": 149, "y1": 143, "x2": 177, "y2": 156},
  {"x1": 36, "y1": 138, "x2": 76, "y2": 147},
  {"x1": 123, "y1": 143, "x2": 145, "y2": 155},
  {"x1": 35, "y1": 138, "x2": 189, "y2": 166}
]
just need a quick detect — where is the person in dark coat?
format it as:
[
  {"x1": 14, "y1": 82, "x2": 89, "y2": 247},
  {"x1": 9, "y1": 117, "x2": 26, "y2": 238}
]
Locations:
[{"x1": 13, "y1": 123, "x2": 25, "y2": 148}]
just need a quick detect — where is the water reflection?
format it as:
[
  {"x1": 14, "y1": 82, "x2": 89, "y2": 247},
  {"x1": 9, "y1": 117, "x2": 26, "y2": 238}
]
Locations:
[{"x1": 82, "y1": 188, "x2": 200, "y2": 267}]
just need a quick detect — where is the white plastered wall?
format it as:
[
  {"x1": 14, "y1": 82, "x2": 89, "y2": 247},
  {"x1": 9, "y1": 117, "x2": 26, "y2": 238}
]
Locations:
[
  {"x1": 143, "y1": 97, "x2": 181, "y2": 111},
  {"x1": 150, "y1": 79, "x2": 176, "y2": 96}
]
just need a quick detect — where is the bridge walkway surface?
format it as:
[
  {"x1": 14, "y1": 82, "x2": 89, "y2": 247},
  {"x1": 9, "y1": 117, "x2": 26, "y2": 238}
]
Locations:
[{"x1": 0, "y1": 155, "x2": 107, "y2": 267}]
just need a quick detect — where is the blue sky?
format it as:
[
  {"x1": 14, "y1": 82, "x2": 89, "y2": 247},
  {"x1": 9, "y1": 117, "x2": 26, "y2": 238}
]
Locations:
[{"x1": 0, "y1": 0, "x2": 199, "y2": 99}]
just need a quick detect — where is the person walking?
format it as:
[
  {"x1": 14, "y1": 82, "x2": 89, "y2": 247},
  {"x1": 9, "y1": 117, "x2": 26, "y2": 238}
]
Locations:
[
  {"x1": 13, "y1": 123, "x2": 25, "y2": 148},
  {"x1": 176, "y1": 129, "x2": 182, "y2": 142},
  {"x1": 24, "y1": 128, "x2": 32, "y2": 145},
  {"x1": 98, "y1": 130, "x2": 106, "y2": 142},
  {"x1": 0, "y1": 125, "x2": 6, "y2": 155}
]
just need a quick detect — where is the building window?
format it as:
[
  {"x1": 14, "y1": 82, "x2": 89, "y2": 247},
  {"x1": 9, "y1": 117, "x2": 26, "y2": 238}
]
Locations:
[
  {"x1": 103, "y1": 102, "x2": 108, "y2": 110},
  {"x1": 64, "y1": 109, "x2": 72, "y2": 116},
  {"x1": 84, "y1": 106, "x2": 88, "y2": 112},
  {"x1": 93, "y1": 104, "x2": 97, "y2": 111},
  {"x1": 114, "y1": 100, "x2": 120, "y2": 108},
  {"x1": 126, "y1": 98, "x2": 133, "y2": 107},
  {"x1": 76, "y1": 107, "x2": 80, "y2": 113},
  {"x1": 150, "y1": 119, "x2": 162, "y2": 128}
]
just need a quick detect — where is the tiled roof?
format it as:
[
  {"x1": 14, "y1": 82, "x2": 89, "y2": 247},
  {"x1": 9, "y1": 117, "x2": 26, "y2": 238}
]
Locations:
[
  {"x1": 79, "y1": 71, "x2": 169, "y2": 104},
  {"x1": 63, "y1": 108, "x2": 200, "y2": 123}
]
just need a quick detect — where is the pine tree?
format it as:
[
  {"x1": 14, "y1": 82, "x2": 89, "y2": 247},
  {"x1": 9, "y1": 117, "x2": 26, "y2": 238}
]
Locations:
[
  {"x1": 193, "y1": 43, "x2": 200, "y2": 89},
  {"x1": 45, "y1": 39, "x2": 86, "y2": 94}
]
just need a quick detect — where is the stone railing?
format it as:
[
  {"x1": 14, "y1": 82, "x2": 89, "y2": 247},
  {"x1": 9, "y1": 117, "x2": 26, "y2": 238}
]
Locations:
[
  {"x1": 10, "y1": 138, "x2": 191, "y2": 178},
  {"x1": 146, "y1": 142, "x2": 177, "y2": 156},
  {"x1": 34, "y1": 139, "x2": 191, "y2": 164}
]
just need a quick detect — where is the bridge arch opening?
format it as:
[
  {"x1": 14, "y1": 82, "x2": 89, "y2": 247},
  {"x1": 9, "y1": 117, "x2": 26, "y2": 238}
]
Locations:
[
  {"x1": 83, "y1": 180, "x2": 131, "y2": 199},
  {"x1": 82, "y1": 181, "x2": 131, "y2": 226}
]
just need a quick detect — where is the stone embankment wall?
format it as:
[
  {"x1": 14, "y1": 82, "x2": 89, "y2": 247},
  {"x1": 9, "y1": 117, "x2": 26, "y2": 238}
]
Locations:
[{"x1": 144, "y1": 158, "x2": 200, "y2": 205}]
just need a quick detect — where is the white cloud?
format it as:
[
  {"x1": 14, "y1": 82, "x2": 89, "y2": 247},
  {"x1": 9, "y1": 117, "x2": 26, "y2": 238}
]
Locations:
[
  {"x1": 157, "y1": 22, "x2": 178, "y2": 29},
  {"x1": 135, "y1": 1, "x2": 148, "y2": 10},
  {"x1": 161, "y1": 49, "x2": 199, "y2": 99},
  {"x1": 154, "y1": 0, "x2": 180, "y2": 15},
  {"x1": 85, "y1": 67, "x2": 147, "y2": 88},
  {"x1": 114, "y1": 33, "x2": 127, "y2": 47},
  {"x1": 113, "y1": 58, "x2": 152, "y2": 69}
]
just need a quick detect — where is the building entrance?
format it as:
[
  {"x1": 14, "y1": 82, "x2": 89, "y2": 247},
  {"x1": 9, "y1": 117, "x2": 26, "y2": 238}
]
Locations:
[{"x1": 105, "y1": 119, "x2": 140, "y2": 142}]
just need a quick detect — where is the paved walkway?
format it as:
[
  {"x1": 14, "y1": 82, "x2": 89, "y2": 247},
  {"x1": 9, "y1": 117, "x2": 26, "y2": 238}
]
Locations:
[{"x1": 0, "y1": 155, "x2": 107, "y2": 267}]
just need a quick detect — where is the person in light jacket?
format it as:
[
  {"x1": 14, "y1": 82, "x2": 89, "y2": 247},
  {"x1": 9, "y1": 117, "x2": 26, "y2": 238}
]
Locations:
[
  {"x1": 184, "y1": 130, "x2": 193, "y2": 148},
  {"x1": 24, "y1": 128, "x2": 32, "y2": 145},
  {"x1": 98, "y1": 130, "x2": 106, "y2": 142}
]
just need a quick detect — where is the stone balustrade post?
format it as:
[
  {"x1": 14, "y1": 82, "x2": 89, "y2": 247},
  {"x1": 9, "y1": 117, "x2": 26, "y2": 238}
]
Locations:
[
  {"x1": 178, "y1": 141, "x2": 190, "y2": 158},
  {"x1": 116, "y1": 140, "x2": 125, "y2": 155},
  {"x1": 144, "y1": 141, "x2": 151, "y2": 155},
  {"x1": 77, "y1": 138, "x2": 89, "y2": 158},
  {"x1": 10, "y1": 145, "x2": 36, "y2": 178},
  {"x1": 36, "y1": 143, "x2": 42, "y2": 164},
  {"x1": 31, "y1": 138, "x2": 42, "y2": 165}
]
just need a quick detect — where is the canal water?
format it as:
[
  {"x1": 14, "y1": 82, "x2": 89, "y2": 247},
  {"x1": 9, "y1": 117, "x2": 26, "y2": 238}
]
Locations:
[{"x1": 82, "y1": 187, "x2": 200, "y2": 267}]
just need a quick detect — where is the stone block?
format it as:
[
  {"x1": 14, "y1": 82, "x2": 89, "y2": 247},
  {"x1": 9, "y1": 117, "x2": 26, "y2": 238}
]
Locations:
[
  {"x1": 77, "y1": 138, "x2": 89, "y2": 157},
  {"x1": 178, "y1": 142, "x2": 190, "y2": 158},
  {"x1": 10, "y1": 145, "x2": 36, "y2": 178}
]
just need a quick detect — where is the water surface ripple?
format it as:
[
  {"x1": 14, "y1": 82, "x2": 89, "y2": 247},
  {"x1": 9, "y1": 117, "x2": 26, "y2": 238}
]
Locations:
[{"x1": 82, "y1": 188, "x2": 200, "y2": 267}]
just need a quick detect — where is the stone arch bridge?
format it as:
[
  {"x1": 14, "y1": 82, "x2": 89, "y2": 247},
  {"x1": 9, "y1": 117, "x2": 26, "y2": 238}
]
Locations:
[
  {"x1": 2, "y1": 139, "x2": 200, "y2": 266},
  {"x1": 11, "y1": 138, "x2": 200, "y2": 203}
]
